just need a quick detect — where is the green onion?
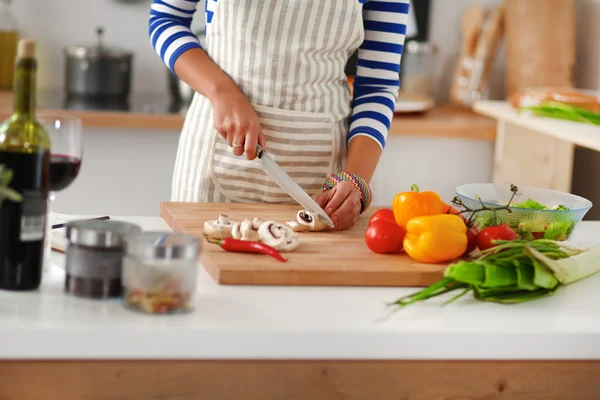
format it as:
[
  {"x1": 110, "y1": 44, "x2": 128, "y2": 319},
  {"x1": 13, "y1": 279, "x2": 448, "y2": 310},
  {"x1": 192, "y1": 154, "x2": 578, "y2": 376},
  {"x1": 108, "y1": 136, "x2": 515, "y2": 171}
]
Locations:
[
  {"x1": 387, "y1": 239, "x2": 599, "y2": 311},
  {"x1": 523, "y1": 101, "x2": 600, "y2": 126}
]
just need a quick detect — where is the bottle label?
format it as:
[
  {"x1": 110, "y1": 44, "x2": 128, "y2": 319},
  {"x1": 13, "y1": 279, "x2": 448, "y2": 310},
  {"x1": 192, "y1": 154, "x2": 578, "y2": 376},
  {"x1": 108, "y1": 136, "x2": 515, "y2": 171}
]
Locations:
[{"x1": 19, "y1": 189, "x2": 47, "y2": 242}]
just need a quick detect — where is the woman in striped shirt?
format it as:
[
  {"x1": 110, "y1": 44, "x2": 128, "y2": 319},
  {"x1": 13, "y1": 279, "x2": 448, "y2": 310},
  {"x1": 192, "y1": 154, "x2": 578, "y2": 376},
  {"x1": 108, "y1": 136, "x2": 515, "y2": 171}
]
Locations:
[{"x1": 149, "y1": 0, "x2": 409, "y2": 230}]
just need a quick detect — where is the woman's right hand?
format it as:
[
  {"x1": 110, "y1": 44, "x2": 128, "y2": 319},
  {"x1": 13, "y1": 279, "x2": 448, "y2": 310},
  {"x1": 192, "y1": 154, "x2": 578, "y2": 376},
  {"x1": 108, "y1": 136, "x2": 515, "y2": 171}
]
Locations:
[{"x1": 211, "y1": 87, "x2": 267, "y2": 160}]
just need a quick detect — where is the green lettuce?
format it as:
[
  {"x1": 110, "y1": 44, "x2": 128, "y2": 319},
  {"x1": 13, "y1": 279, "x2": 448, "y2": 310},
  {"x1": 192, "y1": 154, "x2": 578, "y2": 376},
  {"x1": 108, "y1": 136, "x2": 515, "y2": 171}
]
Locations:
[
  {"x1": 543, "y1": 221, "x2": 574, "y2": 241},
  {"x1": 513, "y1": 199, "x2": 547, "y2": 210}
]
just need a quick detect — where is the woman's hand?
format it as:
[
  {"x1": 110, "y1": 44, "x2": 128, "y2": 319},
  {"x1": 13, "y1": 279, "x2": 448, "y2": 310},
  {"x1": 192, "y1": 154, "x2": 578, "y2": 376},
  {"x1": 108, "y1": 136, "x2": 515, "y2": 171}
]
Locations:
[
  {"x1": 211, "y1": 87, "x2": 267, "y2": 160},
  {"x1": 314, "y1": 181, "x2": 362, "y2": 231}
]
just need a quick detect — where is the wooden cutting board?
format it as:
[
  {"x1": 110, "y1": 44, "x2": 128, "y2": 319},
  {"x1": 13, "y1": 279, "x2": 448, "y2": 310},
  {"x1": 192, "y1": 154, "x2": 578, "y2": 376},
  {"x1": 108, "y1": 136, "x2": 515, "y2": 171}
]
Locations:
[{"x1": 160, "y1": 202, "x2": 447, "y2": 287}]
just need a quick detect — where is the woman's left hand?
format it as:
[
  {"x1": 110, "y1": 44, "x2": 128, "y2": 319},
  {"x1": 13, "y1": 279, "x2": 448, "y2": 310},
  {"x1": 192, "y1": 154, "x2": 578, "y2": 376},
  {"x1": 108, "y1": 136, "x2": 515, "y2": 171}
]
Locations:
[{"x1": 314, "y1": 181, "x2": 361, "y2": 231}]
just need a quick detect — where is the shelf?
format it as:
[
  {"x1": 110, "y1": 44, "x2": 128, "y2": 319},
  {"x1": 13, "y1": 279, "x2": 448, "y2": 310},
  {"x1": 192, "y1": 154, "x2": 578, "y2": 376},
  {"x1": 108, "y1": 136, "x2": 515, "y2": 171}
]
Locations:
[
  {"x1": 389, "y1": 105, "x2": 496, "y2": 141},
  {"x1": 473, "y1": 100, "x2": 600, "y2": 151},
  {"x1": 0, "y1": 90, "x2": 496, "y2": 140}
]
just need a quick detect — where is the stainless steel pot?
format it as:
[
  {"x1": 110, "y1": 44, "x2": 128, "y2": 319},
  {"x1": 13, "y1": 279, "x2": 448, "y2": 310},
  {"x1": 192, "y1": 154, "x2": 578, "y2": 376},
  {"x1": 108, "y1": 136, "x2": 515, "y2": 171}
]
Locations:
[{"x1": 64, "y1": 27, "x2": 134, "y2": 98}]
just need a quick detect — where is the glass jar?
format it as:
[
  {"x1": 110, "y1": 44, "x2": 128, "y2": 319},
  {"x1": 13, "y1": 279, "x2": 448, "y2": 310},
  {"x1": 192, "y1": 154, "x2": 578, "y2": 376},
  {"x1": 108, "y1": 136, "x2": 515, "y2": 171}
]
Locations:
[
  {"x1": 400, "y1": 41, "x2": 438, "y2": 97},
  {"x1": 0, "y1": 0, "x2": 18, "y2": 90},
  {"x1": 122, "y1": 232, "x2": 201, "y2": 315},
  {"x1": 64, "y1": 220, "x2": 141, "y2": 299}
]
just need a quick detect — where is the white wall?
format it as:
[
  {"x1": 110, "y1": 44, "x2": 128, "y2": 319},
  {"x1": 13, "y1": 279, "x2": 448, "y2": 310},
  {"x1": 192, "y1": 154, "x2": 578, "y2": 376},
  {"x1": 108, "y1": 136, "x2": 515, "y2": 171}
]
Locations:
[
  {"x1": 11, "y1": 0, "x2": 598, "y2": 96},
  {"x1": 575, "y1": 0, "x2": 600, "y2": 90},
  {"x1": 11, "y1": 0, "x2": 207, "y2": 95},
  {"x1": 11, "y1": 0, "x2": 508, "y2": 102}
]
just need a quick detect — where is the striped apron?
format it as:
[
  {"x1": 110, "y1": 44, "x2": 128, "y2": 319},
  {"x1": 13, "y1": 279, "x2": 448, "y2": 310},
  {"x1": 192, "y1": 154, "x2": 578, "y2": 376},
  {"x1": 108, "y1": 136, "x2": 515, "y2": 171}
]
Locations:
[{"x1": 171, "y1": 0, "x2": 365, "y2": 203}]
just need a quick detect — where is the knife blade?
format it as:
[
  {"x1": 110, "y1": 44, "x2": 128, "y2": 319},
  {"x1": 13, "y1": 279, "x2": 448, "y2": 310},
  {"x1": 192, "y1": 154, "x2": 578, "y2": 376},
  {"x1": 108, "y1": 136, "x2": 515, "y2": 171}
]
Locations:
[{"x1": 256, "y1": 145, "x2": 335, "y2": 228}]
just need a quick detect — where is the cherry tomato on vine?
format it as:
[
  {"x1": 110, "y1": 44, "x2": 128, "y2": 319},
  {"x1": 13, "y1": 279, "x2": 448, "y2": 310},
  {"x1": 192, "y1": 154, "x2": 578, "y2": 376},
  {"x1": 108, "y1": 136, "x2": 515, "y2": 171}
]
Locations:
[
  {"x1": 477, "y1": 223, "x2": 517, "y2": 251},
  {"x1": 464, "y1": 228, "x2": 479, "y2": 255},
  {"x1": 365, "y1": 219, "x2": 406, "y2": 254}
]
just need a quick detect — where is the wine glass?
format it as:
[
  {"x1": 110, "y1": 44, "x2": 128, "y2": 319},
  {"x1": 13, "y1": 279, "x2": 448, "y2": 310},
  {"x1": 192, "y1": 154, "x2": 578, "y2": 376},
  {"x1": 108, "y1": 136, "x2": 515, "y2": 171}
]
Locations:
[{"x1": 37, "y1": 115, "x2": 83, "y2": 271}]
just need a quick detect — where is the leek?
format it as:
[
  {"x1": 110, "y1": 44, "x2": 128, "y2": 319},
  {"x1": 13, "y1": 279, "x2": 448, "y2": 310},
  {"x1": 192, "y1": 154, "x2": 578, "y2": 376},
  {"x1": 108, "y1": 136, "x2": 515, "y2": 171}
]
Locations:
[{"x1": 388, "y1": 239, "x2": 600, "y2": 310}]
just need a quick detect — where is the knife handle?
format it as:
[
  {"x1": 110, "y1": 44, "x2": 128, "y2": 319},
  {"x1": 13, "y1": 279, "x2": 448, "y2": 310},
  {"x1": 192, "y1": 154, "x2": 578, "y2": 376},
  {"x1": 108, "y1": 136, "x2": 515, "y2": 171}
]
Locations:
[{"x1": 256, "y1": 144, "x2": 266, "y2": 159}]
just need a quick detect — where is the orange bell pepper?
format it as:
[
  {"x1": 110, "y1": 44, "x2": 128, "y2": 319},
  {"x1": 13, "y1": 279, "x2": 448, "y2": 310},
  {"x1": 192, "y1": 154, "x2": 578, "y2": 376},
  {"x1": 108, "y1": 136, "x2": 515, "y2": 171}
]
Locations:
[
  {"x1": 392, "y1": 184, "x2": 445, "y2": 227},
  {"x1": 403, "y1": 214, "x2": 468, "y2": 264}
]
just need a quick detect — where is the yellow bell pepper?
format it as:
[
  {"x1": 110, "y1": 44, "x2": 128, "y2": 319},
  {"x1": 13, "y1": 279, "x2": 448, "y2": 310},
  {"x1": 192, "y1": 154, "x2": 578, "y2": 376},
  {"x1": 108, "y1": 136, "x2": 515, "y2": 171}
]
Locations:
[{"x1": 403, "y1": 214, "x2": 468, "y2": 264}]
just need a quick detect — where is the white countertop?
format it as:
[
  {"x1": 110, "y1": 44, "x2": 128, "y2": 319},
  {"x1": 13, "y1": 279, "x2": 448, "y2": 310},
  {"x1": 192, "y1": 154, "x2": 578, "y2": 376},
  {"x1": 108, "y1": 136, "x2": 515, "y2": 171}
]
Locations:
[
  {"x1": 1, "y1": 216, "x2": 600, "y2": 361},
  {"x1": 473, "y1": 100, "x2": 600, "y2": 151}
]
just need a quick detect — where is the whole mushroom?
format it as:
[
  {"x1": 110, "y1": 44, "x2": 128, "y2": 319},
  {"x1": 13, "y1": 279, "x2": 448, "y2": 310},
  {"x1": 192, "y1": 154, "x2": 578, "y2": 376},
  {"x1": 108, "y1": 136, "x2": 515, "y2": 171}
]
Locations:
[
  {"x1": 203, "y1": 215, "x2": 235, "y2": 240},
  {"x1": 258, "y1": 221, "x2": 300, "y2": 252},
  {"x1": 286, "y1": 210, "x2": 327, "y2": 232}
]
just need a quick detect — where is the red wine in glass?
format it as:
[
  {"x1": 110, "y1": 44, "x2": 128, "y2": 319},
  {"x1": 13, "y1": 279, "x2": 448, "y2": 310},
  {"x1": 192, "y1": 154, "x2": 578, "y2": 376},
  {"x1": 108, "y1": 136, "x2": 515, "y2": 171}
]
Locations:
[{"x1": 49, "y1": 154, "x2": 81, "y2": 192}]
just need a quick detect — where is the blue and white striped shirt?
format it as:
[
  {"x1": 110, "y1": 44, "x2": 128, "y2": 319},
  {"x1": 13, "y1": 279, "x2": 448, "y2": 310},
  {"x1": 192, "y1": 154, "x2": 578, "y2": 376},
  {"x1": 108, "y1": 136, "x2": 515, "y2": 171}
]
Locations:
[{"x1": 149, "y1": 0, "x2": 409, "y2": 149}]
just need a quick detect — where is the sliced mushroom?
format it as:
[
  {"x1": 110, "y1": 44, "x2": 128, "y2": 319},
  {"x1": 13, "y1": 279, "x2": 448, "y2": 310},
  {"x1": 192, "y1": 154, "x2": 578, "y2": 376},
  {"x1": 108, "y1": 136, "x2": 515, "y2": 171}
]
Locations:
[
  {"x1": 286, "y1": 210, "x2": 327, "y2": 232},
  {"x1": 258, "y1": 221, "x2": 300, "y2": 252},
  {"x1": 231, "y1": 221, "x2": 243, "y2": 240},
  {"x1": 237, "y1": 217, "x2": 262, "y2": 241},
  {"x1": 203, "y1": 214, "x2": 234, "y2": 240}
]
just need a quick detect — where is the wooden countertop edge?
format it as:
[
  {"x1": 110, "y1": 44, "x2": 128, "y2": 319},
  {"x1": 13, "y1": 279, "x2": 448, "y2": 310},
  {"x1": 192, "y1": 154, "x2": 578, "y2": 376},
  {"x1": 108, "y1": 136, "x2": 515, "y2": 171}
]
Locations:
[{"x1": 0, "y1": 104, "x2": 496, "y2": 140}]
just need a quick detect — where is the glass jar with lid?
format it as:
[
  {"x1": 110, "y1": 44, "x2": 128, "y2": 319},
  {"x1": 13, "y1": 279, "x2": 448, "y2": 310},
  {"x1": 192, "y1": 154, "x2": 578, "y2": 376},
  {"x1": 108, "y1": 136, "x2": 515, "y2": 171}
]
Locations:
[
  {"x1": 65, "y1": 220, "x2": 142, "y2": 299},
  {"x1": 122, "y1": 232, "x2": 201, "y2": 315},
  {"x1": 0, "y1": 0, "x2": 18, "y2": 90}
]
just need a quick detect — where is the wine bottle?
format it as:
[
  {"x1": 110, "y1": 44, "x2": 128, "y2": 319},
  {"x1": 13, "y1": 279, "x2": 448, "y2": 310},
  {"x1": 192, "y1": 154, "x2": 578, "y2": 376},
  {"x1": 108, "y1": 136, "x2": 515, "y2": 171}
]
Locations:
[{"x1": 0, "y1": 39, "x2": 50, "y2": 291}]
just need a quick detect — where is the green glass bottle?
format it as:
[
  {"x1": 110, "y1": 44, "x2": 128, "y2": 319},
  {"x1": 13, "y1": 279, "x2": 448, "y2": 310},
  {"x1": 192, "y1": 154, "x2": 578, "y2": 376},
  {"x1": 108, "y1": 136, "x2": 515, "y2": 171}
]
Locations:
[{"x1": 0, "y1": 39, "x2": 50, "y2": 290}]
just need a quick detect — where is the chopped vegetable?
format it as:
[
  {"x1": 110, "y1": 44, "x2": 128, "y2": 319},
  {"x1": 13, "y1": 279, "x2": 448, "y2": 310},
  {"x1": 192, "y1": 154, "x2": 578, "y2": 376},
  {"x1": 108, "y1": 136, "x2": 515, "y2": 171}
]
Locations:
[
  {"x1": 203, "y1": 215, "x2": 235, "y2": 240},
  {"x1": 126, "y1": 288, "x2": 193, "y2": 314},
  {"x1": 403, "y1": 214, "x2": 468, "y2": 263},
  {"x1": 231, "y1": 217, "x2": 262, "y2": 241},
  {"x1": 387, "y1": 239, "x2": 597, "y2": 311},
  {"x1": 365, "y1": 219, "x2": 406, "y2": 254},
  {"x1": 258, "y1": 221, "x2": 300, "y2": 251},
  {"x1": 456, "y1": 184, "x2": 577, "y2": 244},
  {"x1": 286, "y1": 210, "x2": 327, "y2": 232},
  {"x1": 512, "y1": 198, "x2": 571, "y2": 211},
  {"x1": 205, "y1": 234, "x2": 288, "y2": 262},
  {"x1": 512, "y1": 198, "x2": 547, "y2": 210},
  {"x1": 392, "y1": 184, "x2": 445, "y2": 227}
]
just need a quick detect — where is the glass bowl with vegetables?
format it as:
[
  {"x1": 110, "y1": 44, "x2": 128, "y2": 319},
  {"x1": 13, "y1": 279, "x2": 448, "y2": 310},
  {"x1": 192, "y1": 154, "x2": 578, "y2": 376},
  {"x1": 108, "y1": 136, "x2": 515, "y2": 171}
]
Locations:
[{"x1": 455, "y1": 183, "x2": 592, "y2": 241}]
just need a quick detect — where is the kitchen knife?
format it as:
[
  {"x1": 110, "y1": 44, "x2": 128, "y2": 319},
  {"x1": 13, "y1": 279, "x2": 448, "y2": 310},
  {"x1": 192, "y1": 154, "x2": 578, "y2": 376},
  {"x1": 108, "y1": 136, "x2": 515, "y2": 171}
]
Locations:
[{"x1": 256, "y1": 145, "x2": 335, "y2": 228}]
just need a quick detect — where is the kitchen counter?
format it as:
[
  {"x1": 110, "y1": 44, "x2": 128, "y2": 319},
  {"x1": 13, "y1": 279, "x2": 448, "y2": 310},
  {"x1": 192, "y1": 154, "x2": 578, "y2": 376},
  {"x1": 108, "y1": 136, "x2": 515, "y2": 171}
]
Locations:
[
  {"x1": 1, "y1": 216, "x2": 600, "y2": 399},
  {"x1": 3, "y1": 215, "x2": 600, "y2": 361},
  {"x1": 0, "y1": 90, "x2": 496, "y2": 140}
]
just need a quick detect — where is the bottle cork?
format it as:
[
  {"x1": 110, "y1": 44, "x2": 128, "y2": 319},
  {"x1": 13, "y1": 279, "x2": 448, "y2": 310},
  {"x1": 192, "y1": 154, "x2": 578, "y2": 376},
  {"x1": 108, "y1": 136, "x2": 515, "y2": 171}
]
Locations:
[{"x1": 17, "y1": 39, "x2": 36, "y2": 59}]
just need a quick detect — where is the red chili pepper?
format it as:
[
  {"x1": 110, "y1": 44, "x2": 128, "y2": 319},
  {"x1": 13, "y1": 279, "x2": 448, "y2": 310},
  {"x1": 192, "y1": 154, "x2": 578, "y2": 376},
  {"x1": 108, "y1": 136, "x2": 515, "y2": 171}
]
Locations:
[{"x1": 204, "y1": 235, "x2": 287, "y2": 262}]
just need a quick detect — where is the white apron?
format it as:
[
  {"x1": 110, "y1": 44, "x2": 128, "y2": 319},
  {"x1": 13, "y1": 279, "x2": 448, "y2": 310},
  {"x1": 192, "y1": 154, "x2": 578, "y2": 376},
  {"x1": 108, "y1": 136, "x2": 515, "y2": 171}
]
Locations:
[{"x1": 171, "y1": 0, "x2": 365, "y2": 203}]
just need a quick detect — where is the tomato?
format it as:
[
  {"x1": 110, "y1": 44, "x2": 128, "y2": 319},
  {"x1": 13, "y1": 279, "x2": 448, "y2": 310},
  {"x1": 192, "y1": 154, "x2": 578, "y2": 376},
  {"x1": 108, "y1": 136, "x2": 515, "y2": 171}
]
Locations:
[
  {"x1": 477, "y1": 223, "x2": 518, "y2": 250},
  {"x1": 464, "y1": 228, "x2": 478, "y2": 255},
  {"x1": 369, "y1": 208, "x2": 395, "y2": 225},
  {"x1": 365, "y1": 219, "x2": 406, "y2": 254},
  {"x1": 532, "y1": 232, "x2": 544, "y2": 240}
]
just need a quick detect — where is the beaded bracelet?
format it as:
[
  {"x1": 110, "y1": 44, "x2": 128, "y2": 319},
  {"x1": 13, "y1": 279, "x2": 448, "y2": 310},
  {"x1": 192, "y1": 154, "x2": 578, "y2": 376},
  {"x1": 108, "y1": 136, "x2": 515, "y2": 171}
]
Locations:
[{"x1": 321, "y1": 171, "x2": 372, "y2": 213}]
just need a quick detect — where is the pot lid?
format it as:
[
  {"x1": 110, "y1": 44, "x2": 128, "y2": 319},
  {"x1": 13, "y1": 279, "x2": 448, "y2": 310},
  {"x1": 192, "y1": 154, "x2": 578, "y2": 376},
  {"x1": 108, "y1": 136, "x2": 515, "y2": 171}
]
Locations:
[{"x1": 65, "y1": 27, "x2": 133, "y2": 60}]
